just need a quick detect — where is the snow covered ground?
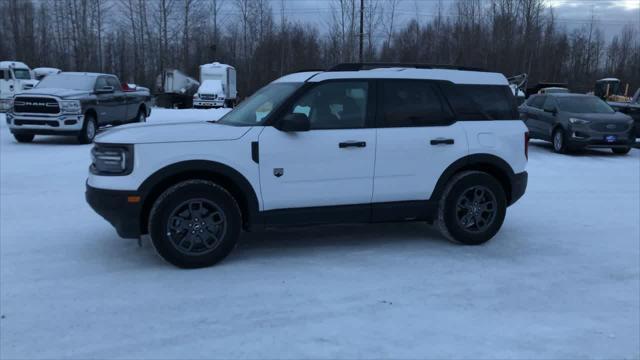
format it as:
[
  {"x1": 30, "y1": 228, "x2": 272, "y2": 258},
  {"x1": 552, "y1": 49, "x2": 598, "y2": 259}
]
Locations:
[{"x1": 1, "y1": 109, "x2": 639, "y2": 359}]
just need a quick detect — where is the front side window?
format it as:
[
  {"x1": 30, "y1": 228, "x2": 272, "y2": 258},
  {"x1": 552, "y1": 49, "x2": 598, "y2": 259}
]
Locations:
[
  {"x1": 286, "y1": 81, "x2": 369, "y2": 129},
  {"x1": 557, "y1": 96, "x2": 615, "y2": 114},
  {"x1": 217, "y1": 82, "x2": 302, "y2": 126},
  {"x1": 542, "y1": 97, "x2": 557, "y2": 112},
  {"x1": 106, "y1": 77, "x2": 122, "y2": 90},
  {"x1": 381, "y1": 80, "x2": 453, "y2": 127},
  {"x1": 12, "y1": 69, "x2": 31, "y2": 80},
  {"x1": 95, "y1": 77, "x2": 108, "y2": 90},
  {"x1": 527, "y1": 95, "x2": 545, "y2": 109}
]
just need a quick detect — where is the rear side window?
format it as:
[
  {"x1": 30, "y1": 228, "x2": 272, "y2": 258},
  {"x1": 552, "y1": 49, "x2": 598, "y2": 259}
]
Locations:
[
  {"x1": 442, "y1": 84, "x2": 517, "y2": 120},
  {"x1": 380, "y1": 80, "x2": 454, "y2": 127}
]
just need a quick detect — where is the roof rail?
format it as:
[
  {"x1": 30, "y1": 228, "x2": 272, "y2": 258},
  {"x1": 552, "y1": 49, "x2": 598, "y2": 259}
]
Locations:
[{"x1": 329, "y1": 62, "x2": 488, "y2": 72}]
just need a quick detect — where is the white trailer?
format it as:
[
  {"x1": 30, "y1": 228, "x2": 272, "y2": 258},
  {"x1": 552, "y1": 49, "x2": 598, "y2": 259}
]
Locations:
[
  {"x1": 193, "y1": 62, "x2": 237, "y2": 108},
  {"x1": 0, "y1": 61, "x2": 38, "y2": 112},
  {"x1": 155, "y1": 69, "x2": 200, "y2": 108}
]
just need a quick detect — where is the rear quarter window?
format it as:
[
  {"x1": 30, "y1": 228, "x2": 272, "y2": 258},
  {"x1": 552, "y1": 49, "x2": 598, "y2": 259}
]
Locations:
[{"x1": 441, "y1": 84, "x2": 518, "y2": 120}]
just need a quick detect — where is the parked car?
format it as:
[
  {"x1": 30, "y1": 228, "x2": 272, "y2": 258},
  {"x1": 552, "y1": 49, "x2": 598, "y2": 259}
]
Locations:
[
  {"x1": 86, "y1": 63, "x2": 529, "y2": 268},
  {"x1": 519, "y1": 93, "x2": 635, "y2": 154},
  {"x1": 538, "y1": 87, "x2": 569, "y2": 94},
  {"x1": 6, "y1": 72, "x2": 151, "y2": 144},
  {"x1": 608, "y1": 88, "x2": 640, "y2": 140}
]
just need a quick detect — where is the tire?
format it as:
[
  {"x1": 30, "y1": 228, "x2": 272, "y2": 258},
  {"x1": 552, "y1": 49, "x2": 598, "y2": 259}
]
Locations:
[
  {"x1": 552, "y1": 128, "x2": 568, "y2": 153},
  {"x1": 136, "y1": 107, "x2": 146, "y2": 123},
  {"x1": 612, "y1": 147, "x2": 631, "y2": 154},
  {"x1": 13, "y1": 133, "x2": 35, "y2": 143},
  {"x1": 437, "y1": 171, "x2": 507, "y2": 245},
  {"x1": 148, "y1": 180, "x2": 242, "y2": 268},
  {"x1": 77, "y1": 114, "x2": 97, "y2": 144}
]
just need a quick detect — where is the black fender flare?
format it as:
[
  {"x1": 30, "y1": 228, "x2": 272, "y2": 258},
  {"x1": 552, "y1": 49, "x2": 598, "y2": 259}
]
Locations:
[
  {"x1": 431, "y1": 153, "x2": 518, "y2": 204},
  {"x1": 137, "y1": 160, "x2": 261, "y2": 233}
]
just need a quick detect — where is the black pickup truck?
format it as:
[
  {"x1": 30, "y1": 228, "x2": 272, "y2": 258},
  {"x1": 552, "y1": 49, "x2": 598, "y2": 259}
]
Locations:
[{"x1": 7, "y1": 72, "x2": 151, "y2": 143}]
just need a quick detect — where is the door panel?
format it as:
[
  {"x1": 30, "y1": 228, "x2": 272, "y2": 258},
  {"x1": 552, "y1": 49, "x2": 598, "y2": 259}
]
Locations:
[
  {"x1": 259, "y1": 127, "x2": 376, "y2": 210},
  {"x1": 372, "y1": 79, "x2": 468, "y2": 203},
  {"x1": 373, "y1": 124, "x2": 468, "y2": 202},
  {"x1": 258, "y1": 80, "x2": 376, "y2": 212}
]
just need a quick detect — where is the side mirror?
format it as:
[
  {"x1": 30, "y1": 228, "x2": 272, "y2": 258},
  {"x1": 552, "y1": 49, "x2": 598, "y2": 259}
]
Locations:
[
  {"x1": 96, "y1": 86, "x2": 114, "y2": 94},
  {"x1": 275, "y1": 113, "x2": 310, "y2": 132}
]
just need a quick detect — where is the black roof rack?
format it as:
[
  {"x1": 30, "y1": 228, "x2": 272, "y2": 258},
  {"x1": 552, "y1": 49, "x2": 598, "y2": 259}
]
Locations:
[{"x1": 329, "y1": 62, "x2": 488, "y2": 72}]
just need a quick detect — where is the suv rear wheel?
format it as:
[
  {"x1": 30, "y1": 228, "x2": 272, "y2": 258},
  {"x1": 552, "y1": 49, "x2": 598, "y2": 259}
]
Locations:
[
  {"x1": 78, "y1": 114, "x2": 97, "y2": 144},
  {"x1": 148, "y1": 180, "x2": 241, "y2": 268},
  {"x1": 437, "y1": 171, "x2": 506, "y2": 245},
  {"x1": 14, "y1": 133, "x2": 35, "y2": 143}
]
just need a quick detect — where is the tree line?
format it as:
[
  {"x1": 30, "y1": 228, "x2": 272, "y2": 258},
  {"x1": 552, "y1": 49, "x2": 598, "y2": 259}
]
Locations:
[{"x1": 2, "y1": 0, "x2": 639, "y2": 97}]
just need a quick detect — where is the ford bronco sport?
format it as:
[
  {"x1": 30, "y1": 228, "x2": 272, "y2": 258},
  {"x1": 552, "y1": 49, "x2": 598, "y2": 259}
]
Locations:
[{"x1": 86, "y1": 63, "x2": 528, "y2": 268}]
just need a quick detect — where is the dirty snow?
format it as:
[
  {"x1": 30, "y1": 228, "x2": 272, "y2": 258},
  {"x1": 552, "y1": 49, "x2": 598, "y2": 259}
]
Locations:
[{"x1": 0, "y1": 109, "x2": 639, "y2": 359}]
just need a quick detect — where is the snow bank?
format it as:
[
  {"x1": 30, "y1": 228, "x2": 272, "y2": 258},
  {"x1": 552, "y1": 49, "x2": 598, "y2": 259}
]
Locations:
[{"x1": 0, "y1": 111, "x2": 638, "y2": 359}]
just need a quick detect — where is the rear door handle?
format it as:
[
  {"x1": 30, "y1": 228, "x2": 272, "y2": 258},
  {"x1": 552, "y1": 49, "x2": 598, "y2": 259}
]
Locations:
[
  {"x1": 339, "y1": 141, "x2": 366, "y2": 148},
  {"x1": 430, "y1": 138, "x2": 454, "y2": 145}
]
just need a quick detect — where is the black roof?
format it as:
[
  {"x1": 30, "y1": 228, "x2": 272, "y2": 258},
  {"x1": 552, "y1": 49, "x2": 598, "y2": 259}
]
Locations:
[{"x1": 329, "y1": 62, "x2": 489, "y2": 72}]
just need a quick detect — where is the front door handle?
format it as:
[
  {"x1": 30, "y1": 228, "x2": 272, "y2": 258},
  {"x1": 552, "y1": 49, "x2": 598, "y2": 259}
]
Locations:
[
  {"x1": 339, "y1": 141, "x2": 366, "y2": 148},
  {"x1": 430, "y1": 138, "x2": 454, "y2": 145}
]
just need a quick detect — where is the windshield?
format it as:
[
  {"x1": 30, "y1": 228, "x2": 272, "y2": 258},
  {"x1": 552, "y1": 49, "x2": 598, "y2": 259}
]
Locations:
[
  {"x1": 12, "y1": 69, "x2": 31, "y2": 80},
  {"x1": 36, "y1": 74, "x2": 96, "y2": 90},
  {"x1": 217, "y1": 82, "x2": 302, "y2": 126},
  {"x1": 557, "y1": 96, "x2": 615, "y2": 114}
]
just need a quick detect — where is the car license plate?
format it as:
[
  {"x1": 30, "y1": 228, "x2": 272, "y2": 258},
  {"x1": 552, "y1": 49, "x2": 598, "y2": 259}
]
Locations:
[{"x1": 605, "y1": 135, "x2": 617, "y2": 143}]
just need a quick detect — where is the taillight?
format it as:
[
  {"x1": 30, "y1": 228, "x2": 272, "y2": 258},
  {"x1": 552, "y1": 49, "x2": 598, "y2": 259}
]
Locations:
[{"x1": 525, "y1": 132, "x2": 529, "y2": 160}]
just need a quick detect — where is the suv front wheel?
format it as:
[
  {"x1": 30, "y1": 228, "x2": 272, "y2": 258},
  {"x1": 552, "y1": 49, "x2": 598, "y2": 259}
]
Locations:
[
  {"x1": 437, "y1": 171, "x2": 507, "y2": 245},
  {"x1": 78, "y1": 114, "x2": 97, "y2": 144},
  {"x1": 148, "y1": 180, "x2": 242, "y2": 268}
]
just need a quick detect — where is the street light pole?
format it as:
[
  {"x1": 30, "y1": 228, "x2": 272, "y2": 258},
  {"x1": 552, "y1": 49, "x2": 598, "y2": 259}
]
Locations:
[{"x1": 359, "y1": 0, "x2": 364, "y2": 62}]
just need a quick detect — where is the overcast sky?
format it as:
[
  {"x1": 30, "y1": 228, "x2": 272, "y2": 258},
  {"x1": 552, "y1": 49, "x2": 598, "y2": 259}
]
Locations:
[{"x1": 267, "y1": 0, "x2": 640, "y2": 41}]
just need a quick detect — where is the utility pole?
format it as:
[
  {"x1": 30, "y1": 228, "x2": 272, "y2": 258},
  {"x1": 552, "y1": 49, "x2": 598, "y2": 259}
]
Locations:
[{"x1": 359, "y1": 0, "x2": 364, "y2": 62}]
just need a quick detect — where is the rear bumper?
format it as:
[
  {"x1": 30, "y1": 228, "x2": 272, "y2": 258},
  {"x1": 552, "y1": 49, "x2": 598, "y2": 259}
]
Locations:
[
  {"x1": 509, "y1": 171, "x2": 528, "y2": 206},
  {"x1": 86, "y1": 184, "x2": 141, "y2": 239}
]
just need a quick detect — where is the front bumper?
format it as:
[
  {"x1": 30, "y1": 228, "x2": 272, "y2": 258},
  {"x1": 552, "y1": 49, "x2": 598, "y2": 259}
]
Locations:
[
  {"x1": 568, "y1": 125, "x2": 635, "y2": 148},
  {"x1": 86, "y1": 184, "x2": 141, "y2": 239},
  {"x1": 8, "y1": 113, "x2": 85, "y2": 135},
  {"x1": 193, "y1": 100, "x2": 225, "y2": 108},
  {"x1": 509, "y1": 171, "x2": 528, "y2": 206}
]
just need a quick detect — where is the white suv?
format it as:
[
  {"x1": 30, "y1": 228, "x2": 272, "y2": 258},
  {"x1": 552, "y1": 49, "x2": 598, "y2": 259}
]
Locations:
[{"x1": 86, "y1": 64, "x2": 529, "y2": 268}]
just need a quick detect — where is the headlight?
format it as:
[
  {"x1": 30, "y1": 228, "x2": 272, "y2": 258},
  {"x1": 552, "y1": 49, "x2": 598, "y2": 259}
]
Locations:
[
  {"x1": 569, "y1": 117, "x2": 590, "y2": 125},
  {"x1": 0, "y1": 98, "x2": 12, "y2": 111},
  {"x1": 60, "y1": 100, "x2": 81, "y2": 114},
  {"x1": 193, "y1": 94, "x2": 199, "y2": 99},
  {"x1": 90, "y1": 144, "x2": 133, "y2": 175}
]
